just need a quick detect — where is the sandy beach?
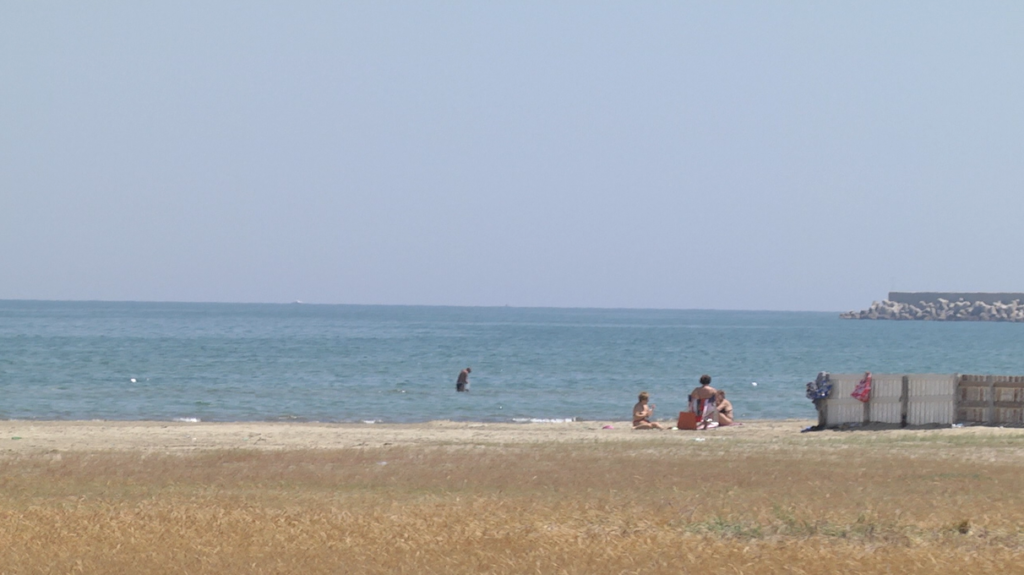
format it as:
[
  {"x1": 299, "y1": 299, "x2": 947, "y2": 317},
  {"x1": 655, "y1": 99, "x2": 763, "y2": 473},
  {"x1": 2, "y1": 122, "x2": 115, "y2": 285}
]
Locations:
[
  {"x1": 0, "y1": 418, "x2": 805, "y2": 453},
  {"x1": 3, "y1": 417, "x2": 1024, "y2": 454}
]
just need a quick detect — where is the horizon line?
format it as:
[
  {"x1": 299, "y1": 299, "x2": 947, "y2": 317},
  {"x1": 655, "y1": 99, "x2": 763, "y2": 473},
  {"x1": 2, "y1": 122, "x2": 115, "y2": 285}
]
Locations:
[{"x1": 0, "y1": 297, "x2": 845, "y2": 314}]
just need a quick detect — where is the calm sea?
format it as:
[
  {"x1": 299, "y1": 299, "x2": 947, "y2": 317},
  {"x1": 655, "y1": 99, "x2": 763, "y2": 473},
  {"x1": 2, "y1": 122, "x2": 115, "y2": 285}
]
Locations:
[{"x1": 1, "y1": 300, "x2": 1022, "y2": 423}]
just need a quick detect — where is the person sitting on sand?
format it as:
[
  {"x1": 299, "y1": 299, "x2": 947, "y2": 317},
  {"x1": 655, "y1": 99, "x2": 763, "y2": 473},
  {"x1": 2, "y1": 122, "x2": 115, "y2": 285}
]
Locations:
[
  {"x1": 632, "y1": 391, "x2": 665, "y2": 430},
  {"x1": 689, "y1": 374, "x2": 719, "y2": 429},
  {"x1": 715, "y1": 389, "x2": 734, "y2": 426},
  {"x1": 689, "y1": 374, "x2": 718, "y2": 402}
]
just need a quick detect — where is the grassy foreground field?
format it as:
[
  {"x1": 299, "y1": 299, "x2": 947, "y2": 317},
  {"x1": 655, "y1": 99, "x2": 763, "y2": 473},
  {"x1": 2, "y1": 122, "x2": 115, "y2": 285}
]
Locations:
[{"x1": 1, "y1": 427, "x2": 1023, "y2": 574}]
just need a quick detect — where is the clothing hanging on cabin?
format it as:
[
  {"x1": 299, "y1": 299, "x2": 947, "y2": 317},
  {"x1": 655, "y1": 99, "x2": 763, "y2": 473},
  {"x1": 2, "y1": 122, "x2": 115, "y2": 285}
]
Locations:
[
  {"x1": 806, "y1": 371, "x2": 832, "y2": 401},
  {"x1": 851, "y1": 372, "x2": 872, "y2": 402}
]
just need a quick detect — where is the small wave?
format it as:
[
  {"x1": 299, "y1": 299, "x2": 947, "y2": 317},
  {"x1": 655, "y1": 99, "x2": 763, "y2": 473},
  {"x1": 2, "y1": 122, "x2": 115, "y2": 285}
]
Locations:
[
  {"x1": 173, "y1": 417, "x2": 201, "y2": 423},
  {"x1": 272, "y1": 414, "x2": 306, "y2": 422},
  {"x1": 511, "y1": 417, "x2": 578, "y2": 424},
  {"x1": 362, "y1": 419, "x2": 382, "y2": 424}
]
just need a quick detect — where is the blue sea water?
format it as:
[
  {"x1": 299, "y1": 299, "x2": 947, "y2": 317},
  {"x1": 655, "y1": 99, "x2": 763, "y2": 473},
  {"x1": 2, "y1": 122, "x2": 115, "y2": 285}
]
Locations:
[{"x1": 1, "y1": 300, "x2": 1022, "y2": 423}]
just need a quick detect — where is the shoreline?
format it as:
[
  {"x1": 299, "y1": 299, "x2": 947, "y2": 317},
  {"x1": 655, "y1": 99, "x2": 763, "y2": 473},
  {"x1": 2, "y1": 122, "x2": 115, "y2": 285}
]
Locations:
[{"x1": 3, "y1": 417, "x2": 1023, "y2": 454}]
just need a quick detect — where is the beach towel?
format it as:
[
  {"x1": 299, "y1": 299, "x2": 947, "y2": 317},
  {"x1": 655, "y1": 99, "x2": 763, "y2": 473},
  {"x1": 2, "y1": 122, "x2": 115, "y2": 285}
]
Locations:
[
  {"x1": 806, "y1": 372, "x2": 833, "y2": 401},
  {"x1": 851, "y1": 371, "x2": 872, "y2": 402},
  {"x1": 689, "y1": 396, "x2": 718, "y2": 429}
]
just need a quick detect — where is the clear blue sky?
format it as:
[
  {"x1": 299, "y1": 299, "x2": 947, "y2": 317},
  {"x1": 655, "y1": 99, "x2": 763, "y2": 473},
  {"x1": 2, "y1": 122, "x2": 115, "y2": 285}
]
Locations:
[{"x1": 3, "y1": 3, "x2": 1022, "y2": 311}]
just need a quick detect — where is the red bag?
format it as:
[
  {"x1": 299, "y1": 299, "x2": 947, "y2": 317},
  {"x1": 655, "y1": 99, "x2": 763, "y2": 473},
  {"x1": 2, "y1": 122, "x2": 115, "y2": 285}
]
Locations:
[
  {"x1": 677, "y1": 411, "x2": 698, "y2": 430},
  {"x1": 851, "y1": 371, "x2": 872, "y2": 402}
]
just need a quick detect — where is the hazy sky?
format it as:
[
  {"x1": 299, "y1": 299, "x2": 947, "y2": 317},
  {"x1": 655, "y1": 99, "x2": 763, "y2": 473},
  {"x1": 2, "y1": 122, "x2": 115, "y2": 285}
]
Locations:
[{"x1": 3, "y1": 3, "x2": 1023, "y2": 311}]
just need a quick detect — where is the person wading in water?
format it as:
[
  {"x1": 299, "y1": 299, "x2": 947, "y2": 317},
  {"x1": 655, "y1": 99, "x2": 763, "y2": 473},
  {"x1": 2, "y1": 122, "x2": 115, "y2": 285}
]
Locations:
[{"x1": 456, "y1": 367, "x2": 471, "y2": 392}]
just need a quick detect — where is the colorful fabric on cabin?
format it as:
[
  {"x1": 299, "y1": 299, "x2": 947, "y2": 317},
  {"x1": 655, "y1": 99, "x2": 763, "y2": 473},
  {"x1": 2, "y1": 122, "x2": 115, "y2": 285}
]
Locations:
[
  {"x1": 806, "y1": 371, "x2": 833, "y2": 401},
  {"x1": 851, "y1": 371, "x2": 872, "y2": 402}
]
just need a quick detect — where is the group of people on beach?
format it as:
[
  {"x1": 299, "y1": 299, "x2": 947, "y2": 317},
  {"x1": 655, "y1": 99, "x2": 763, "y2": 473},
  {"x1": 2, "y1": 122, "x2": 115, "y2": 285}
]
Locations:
[
  {"x1": 455, "y1": 367, "x2": 735, "y2": 430},
  {"x1": 632, "y1": 374, "x2": 735, "y2": 430}
]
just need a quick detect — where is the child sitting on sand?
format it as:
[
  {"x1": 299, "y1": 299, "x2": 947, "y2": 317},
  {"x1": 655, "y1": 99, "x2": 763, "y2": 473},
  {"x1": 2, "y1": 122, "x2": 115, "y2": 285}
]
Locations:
[{"x1": 632, "y1": 391, "x2": 665, "y2": 430}]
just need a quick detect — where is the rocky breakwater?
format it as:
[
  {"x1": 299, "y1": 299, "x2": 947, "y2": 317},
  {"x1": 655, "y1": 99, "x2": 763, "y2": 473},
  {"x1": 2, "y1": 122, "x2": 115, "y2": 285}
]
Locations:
[{"x1": 841, "y1": 298, "x2": 1024, "y2": 322}]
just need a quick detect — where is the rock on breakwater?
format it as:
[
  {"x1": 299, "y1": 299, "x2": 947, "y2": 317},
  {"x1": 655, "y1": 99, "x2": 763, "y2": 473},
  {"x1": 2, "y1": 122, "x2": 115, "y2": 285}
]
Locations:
[{"x1": 841, "y1": 298, "x2": 1024, "y2": 322}]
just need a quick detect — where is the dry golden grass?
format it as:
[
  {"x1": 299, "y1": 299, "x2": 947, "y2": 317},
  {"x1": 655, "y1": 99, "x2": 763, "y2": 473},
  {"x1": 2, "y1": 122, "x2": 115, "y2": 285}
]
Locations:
[{"x1": 2, "y1": 432, "x2": 1024, "y2": 574}]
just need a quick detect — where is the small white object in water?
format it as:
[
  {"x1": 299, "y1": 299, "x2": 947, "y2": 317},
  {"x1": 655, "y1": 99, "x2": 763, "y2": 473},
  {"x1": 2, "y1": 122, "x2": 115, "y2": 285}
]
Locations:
[
  {"x1": 130, "y1": 378, "x2": 136, "y2": 383},
  {"x1": 751, "y1": 382, "x2": 758, "y2": 386}
]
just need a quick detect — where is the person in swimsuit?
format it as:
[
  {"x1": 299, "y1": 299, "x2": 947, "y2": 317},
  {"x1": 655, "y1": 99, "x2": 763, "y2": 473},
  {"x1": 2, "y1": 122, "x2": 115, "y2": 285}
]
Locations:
[
  {"x1": 689, "y1": 374, "x2": 719, "y2": 429},
  {"x1": 632, "y1": 391, "x2": 665, "y2": 430},
  {"x1": 456, "y1": 367, "x2": 471, "y2": 392},
  {"x1": 689, "y1": 374, "x2": 718, "y2": 403},
  {"x1": 715, "y1": 389, "x2": 734, "y2": 426}
]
